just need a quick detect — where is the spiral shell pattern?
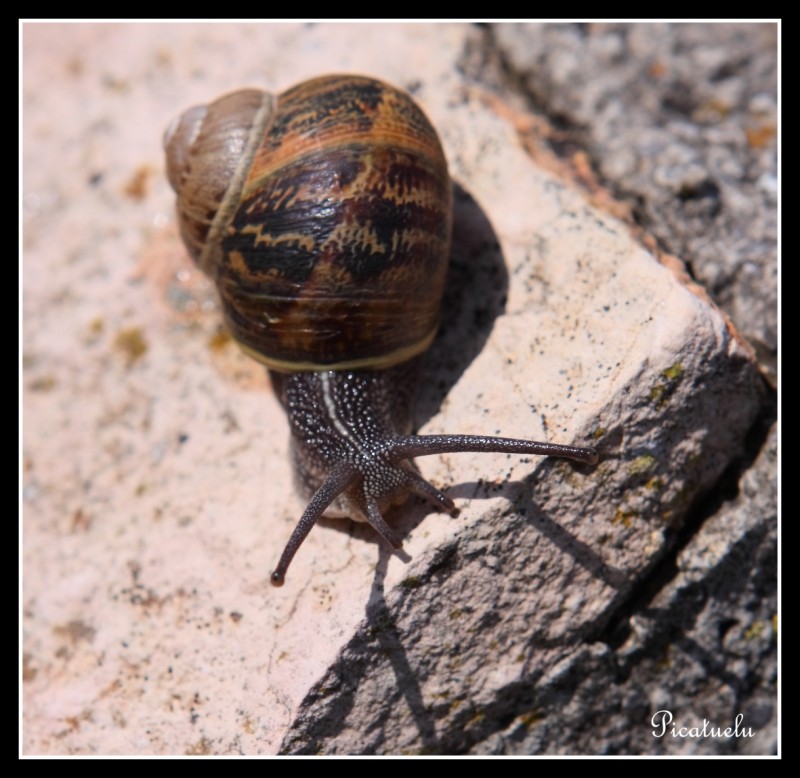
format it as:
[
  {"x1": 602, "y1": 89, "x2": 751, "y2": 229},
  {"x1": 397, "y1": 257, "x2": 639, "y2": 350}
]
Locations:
[{"x1": 167, "y1": 75, "x2": 452, "y2": 371}]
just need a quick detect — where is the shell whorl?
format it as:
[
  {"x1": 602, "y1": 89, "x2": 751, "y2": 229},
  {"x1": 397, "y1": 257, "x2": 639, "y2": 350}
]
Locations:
[
  {"x1": 165, "y1": 75, "x2": 452, "y2": 372},
  {"x1": 164, "y1": 89, "x2": 276, "y2": 276}
]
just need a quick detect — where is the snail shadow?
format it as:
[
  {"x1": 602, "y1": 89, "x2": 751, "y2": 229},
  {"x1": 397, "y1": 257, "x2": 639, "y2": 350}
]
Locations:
[
  {"x1": 284, "y1": 532, "x2": 442, "y2": 753},
  {"x1": 414, "y1": 182, "x2": 508, "y2": 428},
  {"x1": 362, "y1": 543, "x2": 443, "y2": 753}
]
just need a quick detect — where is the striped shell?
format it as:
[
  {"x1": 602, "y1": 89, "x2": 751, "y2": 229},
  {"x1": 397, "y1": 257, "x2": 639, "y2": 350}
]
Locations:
[{"x1": 164, "y1": 75, "x2": 452, "y2": 372}]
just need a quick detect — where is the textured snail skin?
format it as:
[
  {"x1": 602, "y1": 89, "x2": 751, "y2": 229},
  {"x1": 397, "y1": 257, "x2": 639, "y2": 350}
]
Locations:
[{"x1": 164, "y1": 75, "x2": 598, "y2": 586}]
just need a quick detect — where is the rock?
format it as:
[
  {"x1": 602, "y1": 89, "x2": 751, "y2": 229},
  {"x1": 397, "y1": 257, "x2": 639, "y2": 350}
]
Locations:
[
  {"x1": 491, "y1": 23, "x2": 778, "y2": 382},
  {"x1": 22, "y1": 23, "x2": 774, "y2": 756}
]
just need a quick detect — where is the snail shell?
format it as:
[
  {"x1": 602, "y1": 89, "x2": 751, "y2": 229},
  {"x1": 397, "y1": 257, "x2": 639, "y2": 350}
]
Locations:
[{"x1": 165, "y1": 75, "x2": 452, "y2": 372}]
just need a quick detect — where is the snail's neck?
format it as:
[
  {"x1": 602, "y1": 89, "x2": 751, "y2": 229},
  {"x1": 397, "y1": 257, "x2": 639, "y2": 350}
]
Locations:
[{"x1": 269, "y1": 364, "x2": 419, "y2": 463}]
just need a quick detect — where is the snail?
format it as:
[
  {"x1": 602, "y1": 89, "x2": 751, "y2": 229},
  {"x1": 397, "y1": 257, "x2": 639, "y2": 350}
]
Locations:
[{"x1": 163, "y1": 74, "x2": 598, "y2": 587}]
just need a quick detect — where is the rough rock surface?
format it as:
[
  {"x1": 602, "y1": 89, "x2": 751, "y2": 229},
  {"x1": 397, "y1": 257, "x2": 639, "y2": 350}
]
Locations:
[
  {"x1": 490, "y1": 23, "x2": 778, "y2": 383},
  {"x1": 23, "y1": 23, "x2": 776, "y2": 755}
]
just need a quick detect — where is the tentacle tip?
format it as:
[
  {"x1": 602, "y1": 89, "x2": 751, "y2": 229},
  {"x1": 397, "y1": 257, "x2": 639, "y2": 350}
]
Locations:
[
  {"x1": 437, "y1": 496, "x2": 458, "y2": 517},
  {"x1": 448, "y1": 506, "x2": 461, "y2": 518},
  {"x1": 270, "y1": 570, "x2": 285, "y2": 587}
]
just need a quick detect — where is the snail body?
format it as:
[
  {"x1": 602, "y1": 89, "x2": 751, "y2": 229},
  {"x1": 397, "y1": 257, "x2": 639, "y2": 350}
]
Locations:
[{"x1": 164, "y1": 75, "x2": 598, "y2": 586}]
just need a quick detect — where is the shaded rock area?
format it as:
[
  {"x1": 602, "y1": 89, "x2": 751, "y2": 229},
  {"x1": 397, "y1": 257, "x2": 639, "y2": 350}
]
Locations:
[{"x1": 23, "y1": 23, "x2": 776, "y2": 755}]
